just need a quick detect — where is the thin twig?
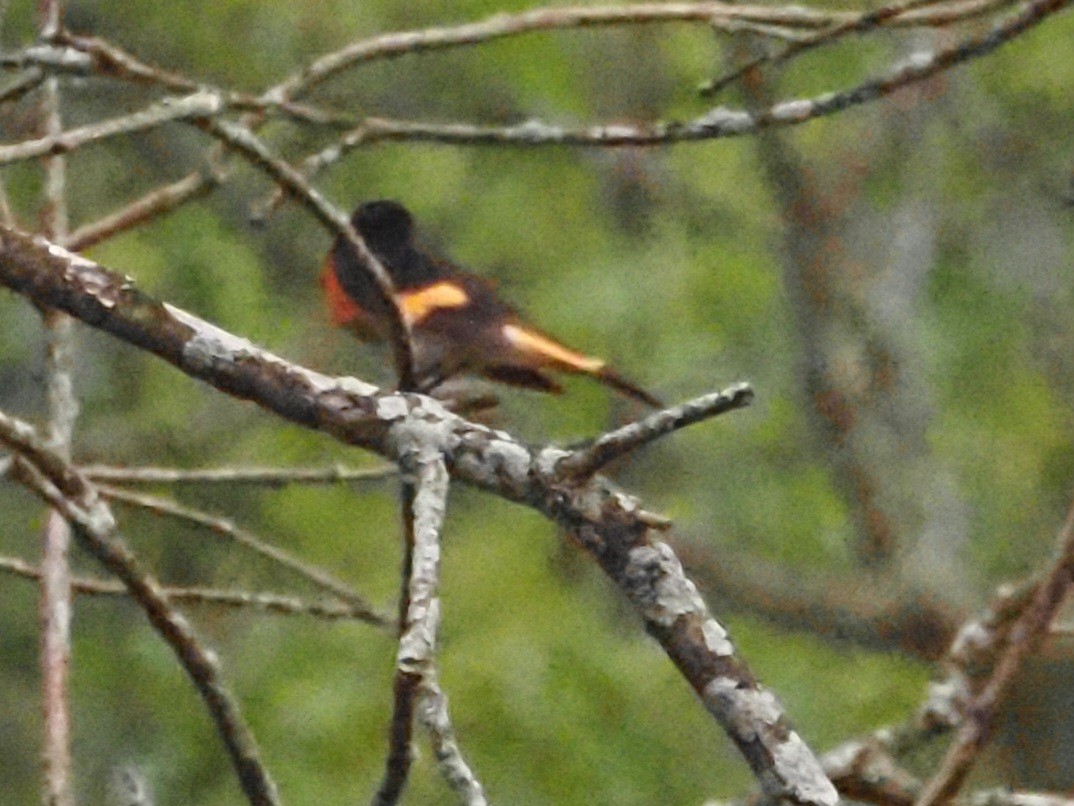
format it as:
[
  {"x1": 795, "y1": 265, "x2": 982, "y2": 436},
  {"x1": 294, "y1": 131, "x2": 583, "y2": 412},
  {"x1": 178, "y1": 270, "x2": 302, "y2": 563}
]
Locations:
[
  {"x1": 193, "y1": 116, "x2": 417, "y2": 390},
  {"x1": 700, "y1": 0, "x2": 1012, "y2": 95},
  {"x1": 416, "y1": 669, "x2": 488, "y2": 806},
  {"x1": 98, "y1": 483, "x2": 382, "y2": 619},
  {"x1": 0, "y1": 90, "x2": 225, "y2": 168},
  {"x1": 916, "y1": 491, "x2": 1074, "y2": 806},
  {"x1": 0, "y1": 67, "x2": 45, "y2": 104},
  {"x1": 274, "y1": 0, "x2": 1068, "y2": 158},
  {"x1": 65, "y1": 162, "x2": 223, "y2": 251},
  {"x1": 822, "y1": 723, "x2": 926, "y2": 806},
  {"x1": 266, "y1": 0, "x2": 1004, "y2": 102},
  {"x1": 36, "y1": 19, "x2": 75, "y2": 800},
  {"x1": 1, "y1": 37, "x2": 357, "y2": 128},
  {"x1": 81, "y1": 462, "x2": 396, "y2": 486},
  {"x1": 560, "y1": 383, "x2": 753, "y2": 479},
  {"x1": 373, "y1": 478, "x2": 419, "y2": 806},
  {"x1": 0, "y1": 555, "x2": 391, "y2": 626},
  {"x1": 251, "y1": 0, "x2": 1023, "y2": 219},
  {"x1": 373, "y1": 451, "x2": 452, "y2": 805},
  {"x1": 0, "y1": 411, "x2": 280, "y2": 806}
]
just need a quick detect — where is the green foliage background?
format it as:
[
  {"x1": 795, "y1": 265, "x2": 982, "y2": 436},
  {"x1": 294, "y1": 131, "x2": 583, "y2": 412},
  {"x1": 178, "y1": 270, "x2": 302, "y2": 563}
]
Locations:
[{"x1": 1, "y1": 0, "x2": 1073, "y2": 802}]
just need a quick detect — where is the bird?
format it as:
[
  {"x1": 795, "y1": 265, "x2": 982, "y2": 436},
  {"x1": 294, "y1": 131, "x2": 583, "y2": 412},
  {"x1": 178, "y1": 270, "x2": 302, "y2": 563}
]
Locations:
[{"x1": 319, "y1": 200, "x2": 663, "y2": 408}]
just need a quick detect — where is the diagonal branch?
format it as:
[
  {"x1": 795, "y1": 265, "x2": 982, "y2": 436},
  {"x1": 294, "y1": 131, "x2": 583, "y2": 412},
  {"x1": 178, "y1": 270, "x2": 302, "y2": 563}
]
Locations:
[
  {"x1": 192, "y1": 116, "x2": 417, "y2": 391},
  {"x1": 916, "y1": 492, "x2": 1074, "y2": 805},
  {"x1": 560, "y1": 383, "x2": 754, "y2": 479},
  {"x1": 1, "y1": 38, "x2": 356, "y2": 127},
  {"x1": 0, "y1": 410, "x2": 280, "y2": 806},
  {"x1": 0, "y1": 226, "x2": 836, "y2": 805},
  {"x1": 98, "y1": 483, "x2": 383, "y2": 619},
  {"x1": 65, "y1": 163, "x2": 223, "y2": 251},
  {"x1": 416, "y1": 666, "x2": 488, "y2": 806},
  {"x1": 699, "y1": 0, "x2": 1012, "y2": 95}
]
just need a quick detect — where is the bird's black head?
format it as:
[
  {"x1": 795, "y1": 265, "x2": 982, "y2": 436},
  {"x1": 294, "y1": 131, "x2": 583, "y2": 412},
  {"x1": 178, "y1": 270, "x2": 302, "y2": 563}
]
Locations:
[
  {"x1": 353, "y1": 200, "x2": 415, "y2": 254},
  {"x1": 340, "y1": 200, "x2": 441, "y2": 288}
]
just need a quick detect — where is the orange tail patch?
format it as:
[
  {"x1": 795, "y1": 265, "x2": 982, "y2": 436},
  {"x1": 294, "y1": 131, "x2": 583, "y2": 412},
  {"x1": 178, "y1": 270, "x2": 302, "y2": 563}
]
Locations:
[{"x1": 501, "y1": 323, "x2": 606, "y2": 374}]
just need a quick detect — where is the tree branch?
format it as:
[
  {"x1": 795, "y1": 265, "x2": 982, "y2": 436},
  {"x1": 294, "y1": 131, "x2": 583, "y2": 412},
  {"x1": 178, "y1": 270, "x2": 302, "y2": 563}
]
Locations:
[
  {"x1": 0, "y1": 225, "x2": 837, "y2": 804},
  {"x1": 373, "y1": 451, "x2": 452, "y2": 805},
  {"x1": 64, "y1": 162, "x2": 223, "y2": 251},
  {"x1": 193, "y1": 116, "x2": 418, "y2": 391},
  {"x1": 98, "y1": 482, "x2": 383, "y2": 619},
  {"x1": 0, "y1": 90, "x2": 225, "y2": 167},
  {"x1": 35, "y1": 14, "x2": 75, "y2": 798},
  {"x1": 274, "y1": 0, "x2": 1065, "y2": 160},
  {"x1": 559, "y1": 383, "x2": 753, "y2": 479},
  {"x1": 0, "y1": 555, "x2": 391, "y2": 625},
  {"x1": 81, "y1": 462, "x2": 396, "y2": 486},
  {"x1": 266, "y1": 0, "x2": 1016, "y2": 102},
  {"x1": 699, "y1": 0, "x2": 1012, "y2": 95},
  {"x1": 916, "y1": 493, "x2": 1074, "y2": 805},
  {"x1": 0, "y1": 410, "x2": 280, "y2": 806}
]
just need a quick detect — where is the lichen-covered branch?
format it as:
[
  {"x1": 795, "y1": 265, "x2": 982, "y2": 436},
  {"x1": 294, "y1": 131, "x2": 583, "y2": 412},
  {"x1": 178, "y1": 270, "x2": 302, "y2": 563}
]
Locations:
[
  {"x1": 81, "y1": 463, "x2": 396, "y2": 486},
  {"x1": 373, "y1": 451, "x2": 452, "y2": 805},
  {"x1": 0, "y1": 225, "x2": 837, "y2": 805},
  {"x1": 560, "y1": 383, "x2": 754, "y2": 479}
]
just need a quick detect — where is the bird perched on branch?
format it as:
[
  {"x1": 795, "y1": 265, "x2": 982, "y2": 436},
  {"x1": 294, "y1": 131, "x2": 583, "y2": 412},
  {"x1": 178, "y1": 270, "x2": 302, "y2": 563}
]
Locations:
[{"x1": 320, "y1": 200, "x2": 662, "y2": 408}]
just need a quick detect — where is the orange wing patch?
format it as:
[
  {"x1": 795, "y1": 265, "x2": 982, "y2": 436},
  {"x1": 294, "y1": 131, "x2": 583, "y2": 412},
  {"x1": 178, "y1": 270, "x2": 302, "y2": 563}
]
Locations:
[
  {"x1": 502, "y1": 324, "x2": 605, "y2": 374},
  {"x1": 399, "y1": 281, "x2": 470, "y2": 326}
]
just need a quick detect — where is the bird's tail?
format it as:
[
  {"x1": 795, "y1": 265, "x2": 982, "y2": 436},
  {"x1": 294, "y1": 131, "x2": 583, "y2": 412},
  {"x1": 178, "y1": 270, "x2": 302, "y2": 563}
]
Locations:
[
  {"x1": 500, "y1": 322, "x2": 663, "y2": 408},
  {"x1": 593, "y1": 366, "x2": 664, "y2": 409}
]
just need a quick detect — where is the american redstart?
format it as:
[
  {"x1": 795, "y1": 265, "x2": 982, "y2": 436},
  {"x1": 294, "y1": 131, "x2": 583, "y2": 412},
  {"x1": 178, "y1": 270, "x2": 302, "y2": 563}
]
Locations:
[{"x1": 320, "y1": 200, "x2": 663, "y2": 408}]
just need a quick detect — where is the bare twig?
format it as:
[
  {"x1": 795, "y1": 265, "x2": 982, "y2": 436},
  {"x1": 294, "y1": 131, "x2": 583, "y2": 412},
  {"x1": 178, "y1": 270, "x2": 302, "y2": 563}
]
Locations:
[
  {"x1": 969, "y1": 791, "x2": 1074, "y2": 806},
  {"x1": 39, "y1": 508, "x2": 73, "y2": 806},
  {"x1": 416, "y1": 669, "x2": 488, "y2": 806},
  {"x1": 36, "y1": 16, "x2": 75, "y2": 798},
  {"x1": 1, "y1": 37, "x2": 356, "y2": 127},
  {"x1": 373, "y1": 478, "x2": 419, "y2": 806},
  {"x1": 699, "y1": 0, "x2": 1012, "y2": 95},
  {"x1": 0, "y1": 90, "x2": 225, "y2": 167},
  {"x1": 82, "y1": 462, "x2": 396, "y2": 486},
  {"x1": 373, "y1": 451, "x2": 451, "y2": 805},
  {"x1": 0, "y1": 67, "x2": 45, "y2": 104},
  {"x1": 98, "y1": 483, "x2": 382, "y2": 619},
  {"x1": 65, "y1": 162, "x2": 223, "y2": 251},
  {"x1": 0, "y1": 410, "x2": 280, "y2": 806},
  {"x1": 193, "y1": 116, "x2": 417, "y2": 390},
  {"x1": 272, "y1": 0, "x2": 1068, "y2": 161},
  {"x1": 916, "y1": 492, "x2": 1074, "y2": 805},
  {"x1": 266, "y1": 0, "x2": 1009, "y2": 103},
  {"x1": 822, "y1": 728, "x2": 923, "y2": 805},
  {"x1": 0, "y1": 555, "x2": 391, "y2": 626},
  {"x1": 560, "y1": 383, "x2": 753, "y2": 479}
]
